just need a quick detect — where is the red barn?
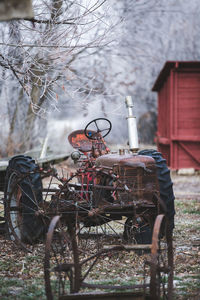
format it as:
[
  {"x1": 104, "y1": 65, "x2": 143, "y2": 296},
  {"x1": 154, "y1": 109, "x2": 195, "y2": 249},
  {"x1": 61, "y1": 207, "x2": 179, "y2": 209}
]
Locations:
[{"x1": 152, "y1": 61, "x2": 200, "y2": 170}]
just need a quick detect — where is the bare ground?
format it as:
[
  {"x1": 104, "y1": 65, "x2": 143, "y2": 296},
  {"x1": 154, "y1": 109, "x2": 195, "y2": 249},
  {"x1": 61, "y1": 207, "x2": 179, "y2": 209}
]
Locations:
[{"x1": 171, "y1": 173, "x2": 200, "y2": 299}]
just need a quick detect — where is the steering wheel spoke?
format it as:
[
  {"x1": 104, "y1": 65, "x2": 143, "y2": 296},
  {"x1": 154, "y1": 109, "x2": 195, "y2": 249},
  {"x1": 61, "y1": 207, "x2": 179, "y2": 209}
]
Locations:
[
  {"x1": 100, "y1": 128, "x2": 111, "y2": 132},
  {"x1": 94, "y1": 120, "x2": 99, "y2": 130}
]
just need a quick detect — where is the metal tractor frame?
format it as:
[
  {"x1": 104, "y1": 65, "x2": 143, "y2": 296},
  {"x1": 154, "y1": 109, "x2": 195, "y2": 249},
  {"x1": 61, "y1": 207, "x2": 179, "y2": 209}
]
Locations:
[{"x1": 3, "y1": 106, "x2": 175, "y2": 300}]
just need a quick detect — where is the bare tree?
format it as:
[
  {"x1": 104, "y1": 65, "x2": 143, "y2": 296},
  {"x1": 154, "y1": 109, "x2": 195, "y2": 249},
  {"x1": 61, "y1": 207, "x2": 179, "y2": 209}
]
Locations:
[
  {"x1": 68, "y1": 0, "x2": 200, "y2": 147},
  {"x1": 0, "y1": 0, "x2": 116, "y2": 155}
]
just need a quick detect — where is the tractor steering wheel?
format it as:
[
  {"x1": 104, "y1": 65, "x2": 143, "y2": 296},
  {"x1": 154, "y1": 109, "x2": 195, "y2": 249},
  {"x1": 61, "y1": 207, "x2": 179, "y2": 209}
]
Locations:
[{"x1": 84, "y1": 118, "x2": 112, "y2": 140}]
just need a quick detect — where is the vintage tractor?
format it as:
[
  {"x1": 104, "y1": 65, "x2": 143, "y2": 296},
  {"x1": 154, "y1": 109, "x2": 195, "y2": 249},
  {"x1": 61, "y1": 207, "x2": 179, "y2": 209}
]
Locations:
[{"x1": 3, "y1": 97, "x2": 175, "y2": 299}]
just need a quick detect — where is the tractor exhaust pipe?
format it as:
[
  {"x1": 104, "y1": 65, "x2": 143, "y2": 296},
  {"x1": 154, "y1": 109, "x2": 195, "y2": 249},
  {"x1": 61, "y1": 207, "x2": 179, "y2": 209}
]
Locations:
[{"x1": 125, "y1": 96, "x2": 139, "y2": 152}]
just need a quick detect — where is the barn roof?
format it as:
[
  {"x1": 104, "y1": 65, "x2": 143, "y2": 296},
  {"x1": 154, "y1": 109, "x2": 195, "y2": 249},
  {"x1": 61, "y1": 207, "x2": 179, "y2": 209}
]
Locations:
[{"x1": 152, "y1": 61, "x2": 200, "y2": 91}]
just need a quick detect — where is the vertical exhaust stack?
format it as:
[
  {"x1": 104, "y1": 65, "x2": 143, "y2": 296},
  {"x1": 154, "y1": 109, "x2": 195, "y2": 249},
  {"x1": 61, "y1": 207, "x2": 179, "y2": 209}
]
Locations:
[{"x1": 125, "y1": 96, "x2": 139, "y2": 152}]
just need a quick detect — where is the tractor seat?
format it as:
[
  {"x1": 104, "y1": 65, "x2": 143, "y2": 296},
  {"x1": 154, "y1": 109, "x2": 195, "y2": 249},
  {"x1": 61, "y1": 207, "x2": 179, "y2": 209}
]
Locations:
[{"x1": 68, "y1": 130, "x2": 102, "y2": 153}]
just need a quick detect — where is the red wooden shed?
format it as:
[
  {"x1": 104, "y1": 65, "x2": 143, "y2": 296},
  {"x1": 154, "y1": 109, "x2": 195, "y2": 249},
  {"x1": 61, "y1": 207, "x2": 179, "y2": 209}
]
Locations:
[{"x1": 152, "y1": 61, "x2": 200, "y2": 170}]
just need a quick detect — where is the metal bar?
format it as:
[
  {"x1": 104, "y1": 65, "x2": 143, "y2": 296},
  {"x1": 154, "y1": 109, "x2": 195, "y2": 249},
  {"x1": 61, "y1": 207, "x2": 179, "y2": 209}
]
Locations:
[
  {"x1": 82, "y1": 282, "x2": 149, "y2": 290},
  {"x1": 59, "y1": 291, "x2": 150, "y2": 300},
  {"x1": 93, "y1": 185, "x2": 125, "y2": 191},
  {"x1": 40, "y1": 135, "x2": 49, "y2": 159},
  {"x1": 125, "y1": 96, "x2": 139, "y2": 151},
  {"x1": 42, "y1": 185, "x2": 125, "y2": 192},
  {"x1": 103, "y1": 244, "x2": 152, "y2": 251}
]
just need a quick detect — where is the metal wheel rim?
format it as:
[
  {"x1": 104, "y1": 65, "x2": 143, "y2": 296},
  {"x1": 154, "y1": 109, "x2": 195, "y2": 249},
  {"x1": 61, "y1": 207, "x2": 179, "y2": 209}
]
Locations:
[{"x1": 150, "y1": 214, "x2": 173, "y2": 299}]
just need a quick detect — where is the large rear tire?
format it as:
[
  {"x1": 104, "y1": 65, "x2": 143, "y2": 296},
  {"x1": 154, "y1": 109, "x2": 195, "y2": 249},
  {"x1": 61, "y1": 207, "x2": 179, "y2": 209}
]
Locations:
[
  {"x1": 4, "y1": 155, "x2": 45, "y2": 248},
  {"x1": 138, "y1": 150, "x2": 175, "y2": 230}
]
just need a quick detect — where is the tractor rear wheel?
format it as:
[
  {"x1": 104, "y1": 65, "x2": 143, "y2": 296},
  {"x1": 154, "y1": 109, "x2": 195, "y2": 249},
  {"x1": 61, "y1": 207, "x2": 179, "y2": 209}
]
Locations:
[
  {"x1": 4, "y1": 155, "x2": 45, "y2": 249},
  {"x1": 138, "y1": 149, "x2": 175, "y2": 231}
]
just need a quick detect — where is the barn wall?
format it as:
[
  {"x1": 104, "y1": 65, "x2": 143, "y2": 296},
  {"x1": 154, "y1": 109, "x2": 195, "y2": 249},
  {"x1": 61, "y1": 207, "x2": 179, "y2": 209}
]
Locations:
[
  {"x1": 154, "y1": 62, "x2": 200, "y2": 170},
  {"x1": 174, "y1": 69, "x2": 200, "y2": 169},
  {"x1": 177, "y1": 70, "x2": 200, "y2": 137}
]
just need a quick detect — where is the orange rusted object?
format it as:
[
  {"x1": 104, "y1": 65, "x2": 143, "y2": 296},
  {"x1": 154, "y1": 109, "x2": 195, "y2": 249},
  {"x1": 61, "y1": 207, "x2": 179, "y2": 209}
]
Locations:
[{"x1": 68, "y1": 130, "x2": 100, "y2": 152}]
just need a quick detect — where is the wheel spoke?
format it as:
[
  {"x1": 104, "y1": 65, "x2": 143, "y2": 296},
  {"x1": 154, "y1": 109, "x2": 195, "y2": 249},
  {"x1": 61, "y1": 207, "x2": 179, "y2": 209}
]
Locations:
[{"x1": 16, "y1": 183, "x2": 40, "y2": 209}]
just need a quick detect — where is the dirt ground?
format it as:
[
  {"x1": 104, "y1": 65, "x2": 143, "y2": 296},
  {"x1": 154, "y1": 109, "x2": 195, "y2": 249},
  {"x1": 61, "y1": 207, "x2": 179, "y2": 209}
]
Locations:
[
  {"x1": 171, "y1": 172, "x2": 200, "y2": 299},
  {"x1": 0, "y1": 162, "x2": 199, "y2": 299}
]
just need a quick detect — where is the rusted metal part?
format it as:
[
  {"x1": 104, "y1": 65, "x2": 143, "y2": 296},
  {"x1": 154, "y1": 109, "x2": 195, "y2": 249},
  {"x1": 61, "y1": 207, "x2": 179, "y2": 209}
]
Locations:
[
  {"x1": 1, "y1": 117, "x2": 176, "y2": 300},
  {"x1": 44, "y1": 215, "x2": 60, "y2": 300},
  {"x1": 103, "y1": 244, "x2": 152, "y2": 251},
  {"x1": 68, "y1": 130, "x2": 101, "y2": 152},
  {"x1": 95, "y1": 153, "x2": 155, "y2": 169},
  {"x1": 4, "y1": 152, "x2": 160, "y2": 255},
  {"x1": 150, "y1": 214, "x2": 173, "y2": 300},
  {"x1": 39, "y1": 160, "x2": 172, "y2": 300},
  {"x1": 44, "y1": 160, "x2": 159, "y2": 221},
  {"x1": 60, "y1": 291, "x2": 150, "y2": 300},
  {"x1": 44, "y1": 214, "x2": 153, "y2": 299},
  {"x1": 68, "y1": 222, "x2": 81, "y2": 293},
  {"x1": 151, "y1": 215, "x2": 164, "y2": 256},
  {"x1": 81, "y1": 282, "x2": 149, "y2": 290},
  {"x1": 95, "y1": 154, "x2": 160, "y2": 207}
]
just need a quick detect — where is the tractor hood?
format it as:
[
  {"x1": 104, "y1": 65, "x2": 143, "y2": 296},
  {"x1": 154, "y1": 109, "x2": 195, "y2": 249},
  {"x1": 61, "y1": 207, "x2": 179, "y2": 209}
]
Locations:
[{"x1": 95, "y1": 153, "x2": 155, "y2": 170}]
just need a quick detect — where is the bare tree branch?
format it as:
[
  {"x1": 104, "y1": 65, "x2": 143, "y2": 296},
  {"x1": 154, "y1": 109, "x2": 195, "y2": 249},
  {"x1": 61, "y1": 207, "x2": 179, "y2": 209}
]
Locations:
[
  {"x1": 0, "y1": 0, "x2": 117, "y2": 154},
  {"x1": 0, "y1": 53, "x2": 28, "y2": 95}
]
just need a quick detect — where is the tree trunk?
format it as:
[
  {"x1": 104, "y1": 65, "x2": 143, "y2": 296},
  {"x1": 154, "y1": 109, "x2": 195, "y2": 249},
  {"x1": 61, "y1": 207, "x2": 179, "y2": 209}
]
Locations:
[{"x1": 7, "y1": 88, "x2": 24, "y2": 155}]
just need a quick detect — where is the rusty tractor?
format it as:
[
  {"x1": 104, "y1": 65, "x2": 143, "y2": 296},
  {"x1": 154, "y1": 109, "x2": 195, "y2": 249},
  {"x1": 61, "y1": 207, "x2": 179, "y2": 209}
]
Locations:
[{"x1": 3, "y1": 97, "x2": 175, "y2": 300}]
